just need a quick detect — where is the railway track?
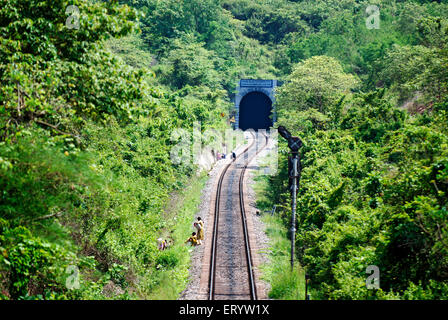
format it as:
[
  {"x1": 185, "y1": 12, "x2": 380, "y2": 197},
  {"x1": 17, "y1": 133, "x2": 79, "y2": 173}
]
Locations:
[{"x1": 208, "y1": 131, "x2": 269, "y2": 300}]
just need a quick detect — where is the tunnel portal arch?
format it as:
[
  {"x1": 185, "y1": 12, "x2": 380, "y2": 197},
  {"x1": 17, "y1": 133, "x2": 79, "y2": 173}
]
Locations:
[{"x1": 235, "y1": 79, "x2": 279, "y2": 131}]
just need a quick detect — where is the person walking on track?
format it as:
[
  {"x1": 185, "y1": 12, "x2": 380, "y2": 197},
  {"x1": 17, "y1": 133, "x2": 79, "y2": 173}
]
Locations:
[{"x1": 232, "y1": 151, "x2": 236, "y2": 161}]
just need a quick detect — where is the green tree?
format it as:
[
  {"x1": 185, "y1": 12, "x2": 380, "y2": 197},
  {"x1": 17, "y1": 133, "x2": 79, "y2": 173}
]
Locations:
[
  {"x1": 158, "y1": 38, "x2": 222, "y2": 89},
  {"x1": 276, "y1": 56, "x2": 359, "y2": 114}
]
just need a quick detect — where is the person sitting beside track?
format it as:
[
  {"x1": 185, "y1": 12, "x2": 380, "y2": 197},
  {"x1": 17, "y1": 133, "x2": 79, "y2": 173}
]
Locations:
[{"x1": 185, "y1": 232, "x2": 198, "y2": 246}]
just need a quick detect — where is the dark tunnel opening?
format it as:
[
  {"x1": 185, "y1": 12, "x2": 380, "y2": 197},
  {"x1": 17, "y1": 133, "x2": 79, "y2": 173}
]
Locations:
[{"x1": 238, "y1": 91, "x2": 273, "y2": 131}]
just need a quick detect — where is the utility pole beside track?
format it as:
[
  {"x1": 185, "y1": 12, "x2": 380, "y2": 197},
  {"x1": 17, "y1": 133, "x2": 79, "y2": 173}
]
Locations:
[{"x1": 278, "y1": 126, "x2": 303, "y2": 270}]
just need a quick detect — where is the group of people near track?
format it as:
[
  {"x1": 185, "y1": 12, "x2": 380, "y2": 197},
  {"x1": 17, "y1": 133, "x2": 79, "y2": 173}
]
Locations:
[
  {"x1": 185, "y1": 217, "x2": 205, "y2": 246},
  {"x1": 156, "y1": 216, "x2": 205, "y2": 250},
  {"x1": 216, "y1": 151, "x2": 237, "y2": 161},
  {"x1": 185, "y1": 151, "x2": 237, "y2": 247}
]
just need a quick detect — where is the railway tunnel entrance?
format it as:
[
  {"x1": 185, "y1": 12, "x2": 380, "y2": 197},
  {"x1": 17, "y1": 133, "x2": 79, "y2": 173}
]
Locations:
[
  {"x1": 238, "y1": 91, "x2": 273, "y2": 131},
  {"x1": 235, "y1": 79, "x2": 280, "y2": 131}
]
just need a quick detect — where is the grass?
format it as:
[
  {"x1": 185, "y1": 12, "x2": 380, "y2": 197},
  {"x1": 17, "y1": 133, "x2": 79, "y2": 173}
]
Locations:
[
  {"x1": 146, "y1": 172, "x2": 208, "y2": 300},
  {"x1": 259, "y1": 214, "x2": 306, "y2": 300},
  {"x1": 254, "y1": 172, "x2": 306, "y2": 300}
]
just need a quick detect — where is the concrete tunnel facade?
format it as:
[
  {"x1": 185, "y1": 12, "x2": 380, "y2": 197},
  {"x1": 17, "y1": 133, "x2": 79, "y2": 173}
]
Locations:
[{"x1": 234, "y1": 79, "x2": 279, "y2": 131}]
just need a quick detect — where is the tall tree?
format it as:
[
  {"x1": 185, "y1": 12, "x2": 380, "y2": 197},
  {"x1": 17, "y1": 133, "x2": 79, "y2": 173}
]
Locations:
[{"x1": 276, "y1": 56, "x2": 359, "y2": 114}]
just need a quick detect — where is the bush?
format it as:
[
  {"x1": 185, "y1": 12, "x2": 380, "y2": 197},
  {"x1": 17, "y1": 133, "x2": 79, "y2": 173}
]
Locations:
[{"x1": 156, "y1": 250, "x2": 180, "y2": 269}]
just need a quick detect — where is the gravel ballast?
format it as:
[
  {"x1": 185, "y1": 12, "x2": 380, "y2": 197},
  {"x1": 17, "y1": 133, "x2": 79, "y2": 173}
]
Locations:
[{"x1": 179, "y1": 133, "x2": 274, "y2": 300}]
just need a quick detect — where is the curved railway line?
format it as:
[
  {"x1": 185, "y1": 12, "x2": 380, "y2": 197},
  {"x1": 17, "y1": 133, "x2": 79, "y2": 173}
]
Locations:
[{"x1": 208, "y1": 131, "x2": 269, "y2": 300}]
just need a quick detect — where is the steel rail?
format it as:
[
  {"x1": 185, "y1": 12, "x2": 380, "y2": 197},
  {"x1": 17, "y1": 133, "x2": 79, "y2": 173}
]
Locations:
[
  {"x1": 238, "y1": 131, "x2": 269, "y2": 300},
  {"x1": 208, "y1": 131, "x2": 269, "y2": 300}
]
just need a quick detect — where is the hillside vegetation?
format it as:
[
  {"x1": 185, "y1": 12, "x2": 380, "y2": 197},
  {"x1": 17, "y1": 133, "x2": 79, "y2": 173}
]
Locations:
[
  {"x1": 0, "y1": 0, "x2": 225, "y2": 299},
  {"x1": 252, "y1": 0, "x2": 448, "y2": 299}
]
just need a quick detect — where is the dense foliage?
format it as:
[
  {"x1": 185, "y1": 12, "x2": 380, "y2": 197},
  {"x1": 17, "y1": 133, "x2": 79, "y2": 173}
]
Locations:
[
  {"x1": 0, "y1": 0, "x2": 225, "y2": 299},
  {"x1": 259, "y1": 1, "x2": 448, "y2": 299}
]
